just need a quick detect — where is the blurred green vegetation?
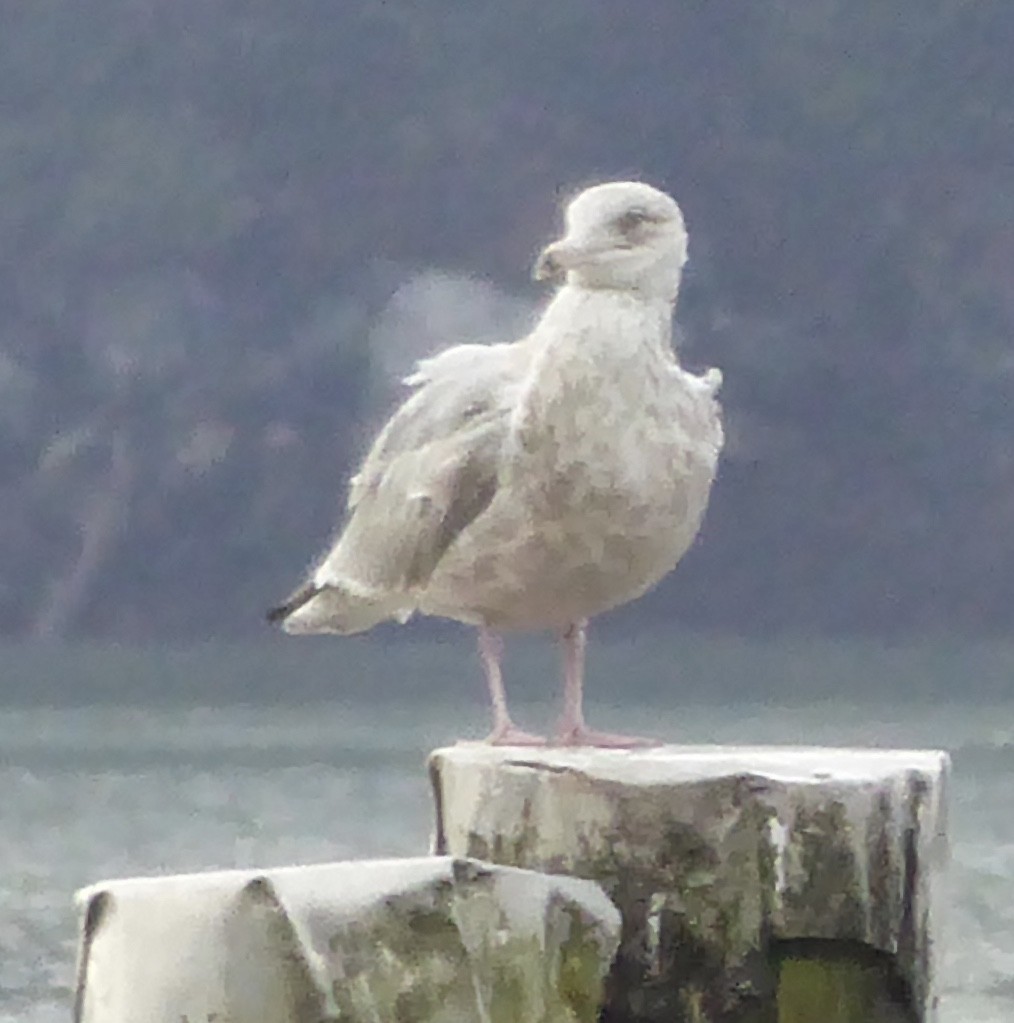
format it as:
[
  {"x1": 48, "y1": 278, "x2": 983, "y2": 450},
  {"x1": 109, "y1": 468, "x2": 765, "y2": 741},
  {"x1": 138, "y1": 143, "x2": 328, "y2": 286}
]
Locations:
[{"x1": 2, "y1": 1, "x2": 1013, "y2": 639}]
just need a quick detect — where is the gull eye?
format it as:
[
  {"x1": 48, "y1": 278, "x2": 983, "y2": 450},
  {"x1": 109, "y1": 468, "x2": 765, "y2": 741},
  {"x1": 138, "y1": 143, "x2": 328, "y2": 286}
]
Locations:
[{"x1": 615, "y1": 209, "x2": 651, "y2": 233}]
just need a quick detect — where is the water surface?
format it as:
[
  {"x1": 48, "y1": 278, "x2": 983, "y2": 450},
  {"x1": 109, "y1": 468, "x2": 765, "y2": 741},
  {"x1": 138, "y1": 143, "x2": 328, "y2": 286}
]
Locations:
[{"x1": 1, "y1": 635, "x2": 1011, "y2": 1022}]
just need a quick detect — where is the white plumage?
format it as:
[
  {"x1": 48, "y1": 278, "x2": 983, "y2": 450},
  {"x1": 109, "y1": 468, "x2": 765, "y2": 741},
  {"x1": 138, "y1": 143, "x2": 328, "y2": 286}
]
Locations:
[{"x1": 269, "y1": 181, "x2": 724, "y2": 746}]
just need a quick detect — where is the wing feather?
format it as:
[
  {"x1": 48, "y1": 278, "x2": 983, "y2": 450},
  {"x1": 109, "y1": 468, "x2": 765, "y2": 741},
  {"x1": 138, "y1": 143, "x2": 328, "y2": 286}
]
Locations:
[{"x1": 316, "y1": 340, "x2": 532, "y2": 594}]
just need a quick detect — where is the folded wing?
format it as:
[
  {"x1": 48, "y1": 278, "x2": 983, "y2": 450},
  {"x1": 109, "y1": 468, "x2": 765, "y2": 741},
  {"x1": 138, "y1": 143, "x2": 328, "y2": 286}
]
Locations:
[{"x1": 269, "y1": 341, "x2": 531, "y2": 633}]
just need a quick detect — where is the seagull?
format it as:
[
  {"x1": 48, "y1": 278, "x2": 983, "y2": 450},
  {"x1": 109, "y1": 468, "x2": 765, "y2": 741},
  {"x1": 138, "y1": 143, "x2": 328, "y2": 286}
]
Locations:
[{"x1": 268, "y1": 181, "x2": 724, "y2": 747}]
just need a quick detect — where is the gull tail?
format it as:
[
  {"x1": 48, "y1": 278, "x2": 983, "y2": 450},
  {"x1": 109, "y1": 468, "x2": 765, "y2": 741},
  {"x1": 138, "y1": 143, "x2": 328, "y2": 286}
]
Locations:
[
  {"x1": 266, "y1": 583, "x2": 317, "y2": 624},
  {"x1": 266, "y1": 581, "x2": 404, "y2": 636}
]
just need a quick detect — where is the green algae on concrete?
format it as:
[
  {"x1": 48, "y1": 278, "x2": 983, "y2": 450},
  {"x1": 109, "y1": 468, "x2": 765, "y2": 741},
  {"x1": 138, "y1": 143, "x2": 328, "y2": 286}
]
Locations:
[
  {"x1": 776, "y1": 942, "x2": 918, "y2": 1023},
  {"x1": 778, "y1": 957, "x2": 868, "y2": 1023}
]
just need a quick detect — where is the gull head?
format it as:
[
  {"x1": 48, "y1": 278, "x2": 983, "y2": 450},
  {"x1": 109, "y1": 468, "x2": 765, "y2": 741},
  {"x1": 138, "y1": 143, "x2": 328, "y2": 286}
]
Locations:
[{"x1": 534, "y1": 181, "x2": 688, "y2": 301}]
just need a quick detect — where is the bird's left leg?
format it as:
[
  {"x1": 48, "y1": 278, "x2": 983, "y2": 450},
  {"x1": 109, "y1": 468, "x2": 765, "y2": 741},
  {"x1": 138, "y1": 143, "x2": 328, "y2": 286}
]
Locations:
[
  {"x1": 476, "y1": 626, "x2": 546, "y2": 745},
  {"x1": 552, "y1": 620, "x2": 660, "y2": 748}
]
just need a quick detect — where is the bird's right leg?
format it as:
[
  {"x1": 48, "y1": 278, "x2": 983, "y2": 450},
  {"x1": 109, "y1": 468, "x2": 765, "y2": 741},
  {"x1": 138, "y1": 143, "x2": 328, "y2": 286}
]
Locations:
[{"x1": 477, "y1": 627, "x2": 546, "y2": 745}]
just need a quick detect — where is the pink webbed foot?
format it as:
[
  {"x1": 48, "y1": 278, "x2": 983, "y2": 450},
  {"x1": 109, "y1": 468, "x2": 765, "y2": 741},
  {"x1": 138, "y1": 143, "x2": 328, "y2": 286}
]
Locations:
[
  {"x1": 551, "y1": 724, "x2": 661, "y2": 749},
  {"x1": 482, "y1": 722, "x2": 547, "y2": 746}
]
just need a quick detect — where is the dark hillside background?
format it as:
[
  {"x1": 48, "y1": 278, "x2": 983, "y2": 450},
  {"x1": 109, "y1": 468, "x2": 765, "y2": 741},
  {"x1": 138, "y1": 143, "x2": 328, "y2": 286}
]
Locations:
[{"x1": 3, "y1": 1, "x2": 1013, "y2": 639}]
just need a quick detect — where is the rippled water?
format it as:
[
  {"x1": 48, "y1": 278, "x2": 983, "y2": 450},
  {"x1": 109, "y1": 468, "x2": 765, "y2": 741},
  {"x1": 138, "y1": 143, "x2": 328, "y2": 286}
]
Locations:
[{"x1": 1, "y1": 638, "x2": 1012, "y2": 1022}]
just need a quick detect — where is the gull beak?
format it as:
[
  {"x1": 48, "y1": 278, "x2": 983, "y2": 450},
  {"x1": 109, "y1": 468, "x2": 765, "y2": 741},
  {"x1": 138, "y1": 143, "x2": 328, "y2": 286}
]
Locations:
[{"x1": 533, "y1": 240, "x2": 576, "y2": 282}]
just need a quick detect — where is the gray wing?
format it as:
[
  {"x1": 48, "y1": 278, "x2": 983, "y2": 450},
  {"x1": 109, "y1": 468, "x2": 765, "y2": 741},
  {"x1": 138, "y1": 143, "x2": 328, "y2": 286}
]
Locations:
[{"x1": 314, "y1": 340, "x2": 532, "y2": 594}]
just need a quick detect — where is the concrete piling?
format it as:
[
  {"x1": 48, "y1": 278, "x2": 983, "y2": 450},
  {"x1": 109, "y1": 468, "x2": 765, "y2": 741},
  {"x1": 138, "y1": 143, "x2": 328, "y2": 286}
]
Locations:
[
  {"x1": 72, "y1": 743, "x2": 948, "y2": 1023},
  {"x1": 429, "y1": 744, "x2": 949, "y2": 1023},
  {"x1": 74, "y1": 856, "x2": 621, "y2": 1023}
]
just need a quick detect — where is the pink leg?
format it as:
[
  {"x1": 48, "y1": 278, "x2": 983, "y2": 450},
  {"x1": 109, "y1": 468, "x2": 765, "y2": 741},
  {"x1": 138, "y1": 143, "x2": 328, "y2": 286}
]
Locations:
[
  {"x1": 473, "y1": 627, "x2": 546, "y2": 746},
  {"x1": 552, "y1": 621, "x2": 661, "y2": 748}
]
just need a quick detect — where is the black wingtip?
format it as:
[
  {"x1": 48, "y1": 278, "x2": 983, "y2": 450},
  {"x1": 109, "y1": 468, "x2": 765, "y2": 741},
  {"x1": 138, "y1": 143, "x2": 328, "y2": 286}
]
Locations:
[{"x1": 265, "y1": 583, "x2": 320, "y2": 626}]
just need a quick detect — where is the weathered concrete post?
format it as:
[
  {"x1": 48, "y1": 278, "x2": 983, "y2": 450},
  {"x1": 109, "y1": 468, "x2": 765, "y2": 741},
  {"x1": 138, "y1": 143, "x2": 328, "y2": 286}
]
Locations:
[
  {"x1": 429, "y1": 745, "x2": 949, "y2": 1023},
  {"x1": 73, "y1": 856, "x2": 621, "y2": 1023}
]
